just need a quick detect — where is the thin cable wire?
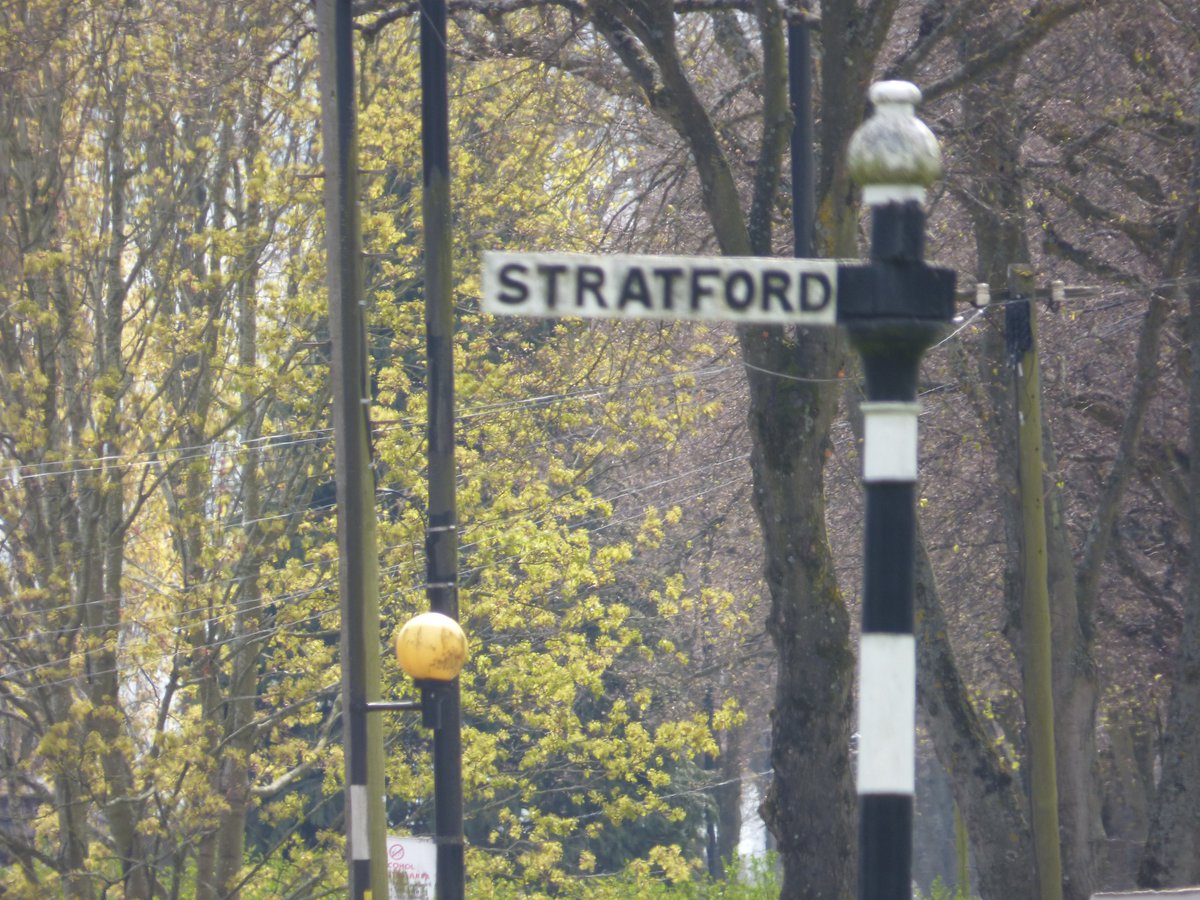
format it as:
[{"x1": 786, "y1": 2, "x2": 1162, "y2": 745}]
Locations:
[
  {"x1": 3, "y1": 363, "x2": 735, "y2": 483},
  {"x1": 740, "y1": 358, "x2": 847, "y2": 384},
  {"x1": 5, "y1": 276, "x2": 1171, "y2": 485},
  {"x1": 1, "y1": 450, "x2": 740, "y2": 660},
  {"x1": 0, "y1": 361, "x2": 740, "y2": 579},
  {"x1": 5, "y1": 276, "x2": 1186, "y2": 672},
  {"x1": 2, "y1": 449, "x2": 755, "y2": 681}
]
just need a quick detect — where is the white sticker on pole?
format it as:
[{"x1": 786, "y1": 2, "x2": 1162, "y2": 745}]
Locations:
[
  {"x1": 481, "y1": 251, "x2": 839, "y2": 325},
  {"x1": 861, "y1": 401, "x2": 920, "y2": 482},
  {"x1": 350, "y1": 784, "x2": 370, "y2": 860},
  {"x1": 856, "y1": 632, "x2": 916, "y2": 795}
]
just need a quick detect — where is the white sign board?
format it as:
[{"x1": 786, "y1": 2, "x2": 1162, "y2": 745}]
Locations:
[
  {"x1": 482, "y1": 251, "x2": 838, "y2": 325},
  {"x1": 386, "y1": 836, "x2": 436, "y2": 899}
]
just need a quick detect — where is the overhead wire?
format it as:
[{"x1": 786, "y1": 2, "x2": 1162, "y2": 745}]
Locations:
[
  {"x1": 0, "y1": 374, "x2": 739, "y2": 585},
  {"x1": 8, "y1": 459, "x2": 751, "y2": 685},
  {"x1": 0, "y1": 448, "x2": 754, "y2": 683},
  {"x1": 6, "y1": 446, "x2": 751, "y2": 662},
  {"x1": 0, "y1": 359, "x2": 740, "y2": 576},
  {"x1": 0, "y1": 290, "x2": 1171, "y2": 628},
  {"x1": 3, "y1": 363, "x2": 736, "y2": 484},
  {"x1": 2, "y1": 271, "x2": 1191, "y2": 686},
  {"x1": 3, "y1": 274, "x2": 1177, "y2": 487}
]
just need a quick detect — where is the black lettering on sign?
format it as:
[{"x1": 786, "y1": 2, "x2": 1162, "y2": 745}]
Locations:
[
  {"x1": 690, "y1": 268, "x2": 720, "y2": 312},
  {"x1": 801, "y1": 271, "x2": 832, "y2": 311},
  {"x1": 761, "y1": 270, "x2": 793, "y2": 312},
  {"x1": 653, "y1": 268, "x2": 684, "y2": 310},
  {"x1": 497, "y1": 263, "x2": 530, "y2": 304},
  {"x1": 577, "y1": 265, "x2": 607, "y2": 308},
  {"x1": 618, "y1": 268, "x2": 652, "y2": 309},
  {"x1": 725, "y1": 270, "x2": 755, "y2": 310},
  {"x1": 484, "y1": 253, "x2": 837, "y2": 322},
  {"x1": 537, "y1": 264, "x2": 568, "y2": 309}
]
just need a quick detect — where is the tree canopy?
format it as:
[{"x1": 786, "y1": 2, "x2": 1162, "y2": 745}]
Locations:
[{"x1": 2, "y1": 1, "x2": 1199, "y2": 898}]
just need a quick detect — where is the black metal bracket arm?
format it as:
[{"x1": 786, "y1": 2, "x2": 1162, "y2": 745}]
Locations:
[
  {"x1": 363, "y1": 680, "x2": 453, "y2": 730},
  {"x1": 364, "y1": 701, "x2": 423, "y2": 713}
]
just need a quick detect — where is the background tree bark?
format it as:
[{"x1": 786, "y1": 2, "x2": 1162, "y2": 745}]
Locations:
[{"x1": 1138, "y1": 83, "x2": 1200, "y2": 887}]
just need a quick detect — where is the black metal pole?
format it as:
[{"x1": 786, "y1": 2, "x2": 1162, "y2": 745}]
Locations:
[
  {"x1": 850, "y1": 207, "x2": 931, "y2": 900},
  {"x1": 316, "y1": 1, "x2": 388, "y2": 895},
  {"x1": 841, "y1": 82, "x2": 955, "y2": 900},
  {"x1": 788, "y1": 10, "x2": 814, "y2": 259},
  {"x1": 419, "y1": 1, "x2": 465, "y2": 897}
]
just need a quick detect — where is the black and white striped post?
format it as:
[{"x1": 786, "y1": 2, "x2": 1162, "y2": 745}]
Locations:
[{"x1": 839, "y1": 81, "x2": 956, "y2": 900}]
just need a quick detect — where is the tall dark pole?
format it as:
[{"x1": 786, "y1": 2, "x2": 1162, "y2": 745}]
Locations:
[
  {"x1": 420, "y1": 1, "x2": 465, "y2": 896},
  {"x1": 788, "y1": 8, "x2": 815, "y2": 259},
  {"x1": 316, "y1": 1, "x2": 388, "y2": 895},
  {"x1": 841, "y1": 82, "x2": 954, "y2": 899}
]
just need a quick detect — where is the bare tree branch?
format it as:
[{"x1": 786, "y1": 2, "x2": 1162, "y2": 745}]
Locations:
[
  {"x1": 922, "y1": 0, "x2": 1114, "y2": 103},
  {"x1": 357, "y1": 0, "x2": 757, "y2": 40}
]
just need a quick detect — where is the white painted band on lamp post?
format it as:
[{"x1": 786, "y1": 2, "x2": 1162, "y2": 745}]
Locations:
[
  {"x1": 861, "y1": 402, "x2": 921, "y2": 482},
  {"x1": 856, "y1": 633, "x2": 916, "y2": 795},
  {"x1": 862, "y1": 184, "x2": 927, "y2": 206}
]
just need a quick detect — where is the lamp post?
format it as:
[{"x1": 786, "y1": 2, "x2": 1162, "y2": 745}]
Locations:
[
  {"x1": 416, "y1": 0, "x2": 467, "y2": 894},
  {"x1": 839, "y1": 81, "x2": 955, "y2": 899},
  {"x1": 368, "y1": 612, "x2": 468, "y2": 899}
]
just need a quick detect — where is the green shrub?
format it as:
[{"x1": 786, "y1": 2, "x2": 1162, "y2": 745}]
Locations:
[
  {"x1": 472, "y1": 853, "x2": 780, "y2": 899},
  {"x1": 914, "y1": 875, "x2": 975, "y2": 900}
]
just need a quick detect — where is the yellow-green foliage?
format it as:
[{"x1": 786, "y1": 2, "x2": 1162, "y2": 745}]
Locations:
[
  {"x1": 358, "y1": 20, "x2": 741, "y2": 889},
  {"x1": 0, "y1": 3, "x2": 742, "y2": 896}
]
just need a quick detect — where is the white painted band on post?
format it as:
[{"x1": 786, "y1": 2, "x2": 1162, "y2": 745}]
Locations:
[
  {"x1": 862, "y1": 184, "x2": 927, "y2": 206},
  {"x1": 861, "y1": 401, "x2": 921, "y2": 482},
  {"x1": 856, "y1": 632, "x2": 916, "y2": 795},
  {"x1": 349, "y1": 784, "x2": 370, "y2": 860}
]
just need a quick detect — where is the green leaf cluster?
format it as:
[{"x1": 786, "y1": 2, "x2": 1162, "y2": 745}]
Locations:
[{"x1": 0, "y1": 3, "x2": 747, "y2": 896}]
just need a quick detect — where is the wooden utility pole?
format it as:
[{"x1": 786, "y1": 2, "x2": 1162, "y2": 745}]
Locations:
[
  {"x1": 316, "y1": 2, "x2": 388, "y2": 895},
  {"x1": 1008, "y1": 262, "x2": 1064, "y2": 900}
]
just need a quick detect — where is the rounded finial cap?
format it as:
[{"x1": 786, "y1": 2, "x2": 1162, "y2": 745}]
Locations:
[
  {"x1": 869, "y1": 80, "x2": 923, "y2": 107},
  {"x1": 848, "y1": 81, "x2": 942, "y2": 204}
]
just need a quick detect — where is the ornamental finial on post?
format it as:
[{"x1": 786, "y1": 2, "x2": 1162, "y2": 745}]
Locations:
[{"x1": 847, "y1": 81, "x2": 942, "y2": 207}]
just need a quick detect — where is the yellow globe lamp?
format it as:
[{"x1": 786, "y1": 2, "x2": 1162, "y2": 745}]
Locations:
[{"x1": 394, "y1": 612, "x2": 468, "y2": 682}]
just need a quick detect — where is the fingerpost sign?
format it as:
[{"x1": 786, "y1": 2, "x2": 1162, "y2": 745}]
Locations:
[{"x1": 482, "y1": 251, "x2": 839, "y2": 325}]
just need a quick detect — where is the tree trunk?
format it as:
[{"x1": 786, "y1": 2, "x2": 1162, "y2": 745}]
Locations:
[
  {"x1": 89, "y1": 63, "x2": 151, "y2": 898},
  {"x1": 915, "y1": 530, "x2": 1038, "y2": 898},
  {"x1": 1138, "y1": 118, "x2": 1200, "y2": 886},
  {"x1": 715, "y1": 719, "x2": 743, "y2": 876},
  {"x1": 746, "y1": 4, "x2": 893, "y2": 891},
  {"x1": 211, "y1": 85, "x2": 270, "y2": 900},
  {"x1": 584, "y1": 4, "x2": 862, "y2": 891},
  {"x1": 746, "y1": 329, "x2": 855, "y2": 897}
]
